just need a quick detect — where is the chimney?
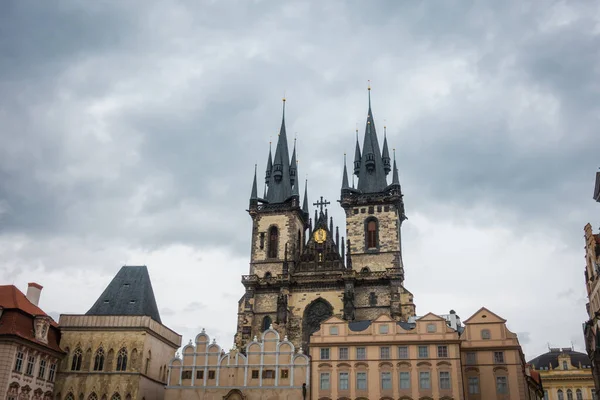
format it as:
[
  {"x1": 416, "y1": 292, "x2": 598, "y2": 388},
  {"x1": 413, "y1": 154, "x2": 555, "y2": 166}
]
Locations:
[{"x1": 26, "y1": 282, "x2": 43, "y2": 306}]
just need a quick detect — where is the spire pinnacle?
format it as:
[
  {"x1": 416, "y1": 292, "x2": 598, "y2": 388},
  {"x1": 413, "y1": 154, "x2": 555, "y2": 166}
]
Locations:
[
  {"x1": 353, "y1": 128, "x2": 361, "y2": 176},
  {"x1": 302, "y1": 179, "x2": 309, "y2": 213},
  {"x1": 382, "y1": 125, "x2": 391, "y2": 175},
  {"x1": 368, "y1": 80, "x2": 372, "y2": 109},
  {"x1": 392, "y1": 148, "x2": 400, "y2": 185},
  {"x1": 342, "y1": 153, "x2": 350, "y2": 190}
]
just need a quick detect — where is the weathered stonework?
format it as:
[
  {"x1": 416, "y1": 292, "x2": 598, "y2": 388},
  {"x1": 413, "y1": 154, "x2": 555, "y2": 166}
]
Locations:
[{"x1": 55, "y1": 315, "x2": 181, "y2": 400}]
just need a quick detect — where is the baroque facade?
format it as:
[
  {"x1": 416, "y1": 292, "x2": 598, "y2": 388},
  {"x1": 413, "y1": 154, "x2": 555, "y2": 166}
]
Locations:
[
  {"x1": 165, "y1": 327, "x2": 309, "y2": 400},
  {"x1": 0, "y1": 283, "x2": 64, "y2": 400},
  {"x1": 584, "y1": 170, "x2": 600, "y2": 392},
  {"x1": 310, "y1": 307, "x2": 543, "y2": 400},
  {"x1": 529, "y1": 347, "x2": 596, "y2": 400},
  {"x1": 54, "y1": 266, "x2": 182, "y2": 400},
  {"x1": 235, "y1": 89, "x2": 415, "y2": 352}
]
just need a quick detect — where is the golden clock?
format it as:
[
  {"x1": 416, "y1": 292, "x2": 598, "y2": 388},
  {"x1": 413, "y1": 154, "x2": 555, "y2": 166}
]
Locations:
[{"x1": 313, "y1": 228, "x2": 327, "y2": 244}]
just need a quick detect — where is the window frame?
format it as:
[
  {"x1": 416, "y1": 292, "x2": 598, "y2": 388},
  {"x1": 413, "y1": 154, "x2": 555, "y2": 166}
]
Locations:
[
  {"x1": 356, "y1": 371, "x2": 367, "y2": 390},
  {"x1": 48, "y1": 363, "x2": 56, "y2": 382},
  {"x1": 380, "y1": 346, "x2": 390, "y2": 360},
  {"x1": 399, "y1": 371, "x2": 410, "y2": 389},
  {"x1": 494, "y1": 351, "x2": 505, "y2": 364},
  {"x1": 419, "y1": 371, "x2": 431, "y2": 389},
  {"x1": 320, "y1": 372, "x2": 330, "y2": 390},
  {"x1": 329, "y1": 326, "x2": 338, "y2": 335},
  {"x1": 365, "y1": 217, "x2": 379, "y2": 251},
  {"x1": 468, "y1": 376, "x2": 479, "y2": 394},
  {"x1": 320, "y1": 348, "x2": 330, "y2": 360},
  {"x1": 379, "y1": 324, "x2": 389, "y2": 334},
  {"x1": 26, "y1": 355, "x2": 35, "y2": 376},
  {"x1": 481, "y1": 329, "x2": 491, "y2": 339},
  {"x1": 466, "y1": 351, "x2": 477, "y2": 365},
  {"x1": 38, "y1": 359, "x2": 47, "y2": 379},
  {"x1": 14, "y1": 351, "x2": 24, "y2": 372},
  {"x1": 496, "y1": 376, "x2": 508, "y2": 394},
  {"x1": 339, "y1": 372, "x2": 349, "y2": 390},
  {"x1": 267, "y1": 226, "x2": 279, "y2": 258},
  {"x1": 439, "y1": 371, "x2": 451, "y2": 390},
  {"x1": 437, "y1": 345, "x2": 448, "y2": 358},
  {"x1": 380, "y1": 371, "x2": 392, "y2": 390},
  {"x1": 398, "y1": 346, "x2": 409, "y2": 359},
  {"x1": 339, "y1": 347, "x2": 349, "y2": 360},
  {"x1": 356, "y1": 347, "x2": 366, "y2": 360},
  {"x1": 418, "y1": 345, "x2": 429, "y2": 358}
]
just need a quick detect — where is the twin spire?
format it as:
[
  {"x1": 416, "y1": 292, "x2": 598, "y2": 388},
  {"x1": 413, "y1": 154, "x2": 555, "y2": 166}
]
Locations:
[
  {"x1": 250, "y1": 98, "x2": 308, "y2": 208},
  {"x1": 342, "y1": 86, "x2": 401, "y2": 193}
]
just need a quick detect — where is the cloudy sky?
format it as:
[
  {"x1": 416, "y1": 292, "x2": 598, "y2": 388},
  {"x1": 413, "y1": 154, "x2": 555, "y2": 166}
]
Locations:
[{"x1": 2, "y1": 0, "x2": 599, "y2": 360}]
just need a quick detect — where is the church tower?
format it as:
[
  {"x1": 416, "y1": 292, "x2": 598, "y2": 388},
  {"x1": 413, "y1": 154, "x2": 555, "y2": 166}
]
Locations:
[
  {"x1": 235, "y1": 91, "x2": 415, "y2": 352},
  {"x1": 340, "y1": 85, "x2": 415, "y2": 321}
]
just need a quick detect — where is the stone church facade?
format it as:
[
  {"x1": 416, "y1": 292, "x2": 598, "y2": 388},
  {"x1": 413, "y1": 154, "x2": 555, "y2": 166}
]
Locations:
[{"x1": 235, "y1": 90, "x2": 416, "y2": 352}]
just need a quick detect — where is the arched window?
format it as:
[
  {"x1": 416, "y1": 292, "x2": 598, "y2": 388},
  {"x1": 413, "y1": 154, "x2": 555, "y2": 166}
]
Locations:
[
  {"x1": 297, "y1": 229, "x2": 302, "y2": 253},
  {"x1": 111, "y1": 394, "x2": 120, "y2": 400},
  {"x1": 558, "y1": 390, "x2": 564, "y2": 400},
  {"x1": 88, "y1": 393, "x2": 98, "y2": 400},
  {"x1": 65, "y1": 394, "x2": 74, "y2": 400},
  {"x1": 563, "y1": 360, "x2": 568, "y2": 370},
  {"x1": 268, "y1": 227, "x2": 278, "y2": 258},
  {"x1": 361, "y1": 267, "x2": 370, "y2": 273},
  {"x1": 576, "y1": 389, "x2": 583, "y2": 400},
  {"x1": 366, "y1": 219, "x2": 378, "y2": 249},
  {"x1": 567, "y1": 389, "x2": 573, "y2": 400},
  {"x1": 93, "y1": 347, "x2": 105, "y2": 371},
  {"x1": 264, "y1": 272, "x2": 272, "y2": 279},
  {"x1": 262, "y1": 316, "x2": 272, "y2": 332},
  {"x1": 116, "y1": 348, "x2": 128, "y2": 371},
  {"x1": 71, "y1": 348, "x2": 82, "y2": 371}
]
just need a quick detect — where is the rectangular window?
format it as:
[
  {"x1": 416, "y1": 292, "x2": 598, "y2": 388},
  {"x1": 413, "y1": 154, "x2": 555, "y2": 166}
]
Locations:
[
  {"x1": 280, "y1": 369, "x2": 289, "y2": 379},
  {"x1": 379, "y1": 324, "x2": 389, "y2": 334},
  {"x1": 320, "y1": 372, "x2": 330, "y2": 390},
  {"x1": 380, "y1": 346, "x2": 390, "y2": 359},
  {"x1": 466, "y1": 351, "x2": 476, "y2": 365},
  {"x1": 196, "y1": 370, "x2": 204, "y2": 379},
  {"x1": 427, "y1": 323, "x2": 436, "y2": 333},
  {"x1": 48, "y1": 364, "x2": 56, "y2": 382},
  {"x1": 320, "y1": 348, "x2": 330, "y2": 360},
  {"x1": 418, "y1": 345, "x2": 429, "y2": 358},
  {"x1": 437, "y1": 345, "x2": 448, "y2": 358},
  {"x1": 399, "y1": 371, "x2": 410, "y2": 389},
  {"x1": 356, "y1": 347, "x2": 366, "y2": 360},
  {"x1": 339, "y1": 347, "x2": 348, "y2": 360},
  {"x1": 439, "y1": 371, "x2": 451, "y2": 389},
  {"x1": 262, "y1": 370, "x2": 275, "y2": 379},
  {"x1": 38, "y1": 359, "x2": 47, "y2": 379},
  {"x1": 494, "y1": 351, "x2": 505, "y2": 364},
  {"x1": 14, "y1": 352, "x2": 24, "y2": 372},
  {"x1": 419, "y1": 371, "x2": 431, "y2": 389},
  {"x1": 381, "y1": 372, "x2": 392, "y2": 390},
  {"x1": 468, "y1": 376, "x2": 479, "y2": 394},
  {"x1": 398, "y1": 346, "x2": 409, "y2": 359},
  {"x1": 496, "y1": 376, "x2": 508, "y2": 393},
  {"x1": 329, "y1": 326, "x2": 338, "y2": 335},
  {"x1": 181, "y1": 371, "x2": 192, "y2": 379},
  {"x1": 356, "y1": 372, "x2": 367, "y2": 390},
  {"x1": 208, "y1": 370, "x2": 215, "y2": 379},
  {"x1": 251, "y1": 370, "x2": 259, "y2": 379},
  {"x1": 339, "y1": 372, "x2": 349, "y2": 390},
  {"x1": 26, "y1": 355, "x2": 35, "y2": 376}
]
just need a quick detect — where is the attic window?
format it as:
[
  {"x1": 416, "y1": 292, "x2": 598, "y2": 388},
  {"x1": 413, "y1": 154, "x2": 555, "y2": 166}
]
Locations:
[
  {"x1": 482, "y1": 315, "x2": 487, "y2": 318},
  {"x1": 123, "y1": 284, "x2": 130, "y2": 288},
  {"x1": 103, "y1": 300, "x2": 109, "y2": 304},
  {"x1": 130, "y1": 300, "x2": 136, "y2": 304}
]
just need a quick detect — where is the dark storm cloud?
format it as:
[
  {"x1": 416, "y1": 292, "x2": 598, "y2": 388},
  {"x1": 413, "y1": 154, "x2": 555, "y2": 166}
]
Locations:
[{"x1": 1, "y1": 1, "x2": 599, "y2": 357}]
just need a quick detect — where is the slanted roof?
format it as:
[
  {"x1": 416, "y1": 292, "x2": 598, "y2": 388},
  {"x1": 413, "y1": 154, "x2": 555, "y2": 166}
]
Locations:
[
  {"x1": 594, "y1": 171, "x2": 600, "y2": 202},
  {"x1": 86, "y1": 266, "x2": 162, "y2": 323},
  {"x1": 528, "y1": 348, "x2": 591, "y2": 370},
  {"x1": 463, "y1": 307, "x2": 507, "y2": 324},
  {"x1": 0, "y1": 285, "x2": 55, "y2": 323}
]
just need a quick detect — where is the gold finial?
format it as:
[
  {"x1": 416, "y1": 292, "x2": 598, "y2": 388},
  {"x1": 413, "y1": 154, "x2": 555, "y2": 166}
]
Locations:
[
  {"x1": 368, "y1": 79, "x2": 371, "y2": 91},
  {"x1": 283, "y1": 90, "x2": 286, "y2": 102}
]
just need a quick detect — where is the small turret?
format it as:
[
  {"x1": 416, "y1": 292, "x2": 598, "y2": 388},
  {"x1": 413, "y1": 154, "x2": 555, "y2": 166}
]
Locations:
[
  {"x1": 250, "y1": 164, "x2": 258, "y2": 207},
  {"x1": 302, "y1": 180, "x2": 309, "y2": 214},
  {"x1": 382, "y1": 126, "x2": 391, "y2": 175},
  {"x1": 290, "y1": 139, "x2": 297, "y2": 187},
  {"x1": 392, "y1": 149, "x2": 400, "y2": 186},
  {"x1": 341, "y1": 153, "x2": 350, "y2": 190},
  {"x1": 265, "y1": 142, "x2": 272, "y2": 185},
  {"x1": 353, "y1": 129, "x2": 361, "y2": 176}
]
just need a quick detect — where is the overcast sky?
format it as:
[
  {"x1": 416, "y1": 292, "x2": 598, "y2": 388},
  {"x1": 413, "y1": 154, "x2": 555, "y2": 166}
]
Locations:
[{"x1": 1, "y1": 0, "x2": 600, "y2": 360}]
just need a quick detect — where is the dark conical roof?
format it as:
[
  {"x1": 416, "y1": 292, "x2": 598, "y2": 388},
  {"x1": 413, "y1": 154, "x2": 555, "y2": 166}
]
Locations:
[
  {"x1": 266, "y1": 100, "x2": 294, "y2": 203},
  {"x1": 392, "y1": 150, "x2": 400, "y2": 186},
  {"x1": 86, "y1": 266, "x2": 162, "y2": 323},
  {"x1": 356, "y1": 89, "x2": 388, "y2": 193},
  {"x1": 250, "y1": 164, "x2": 258, "y2": 201},
  {"x1": 382, "y1": 129, "x2": 391, "y2": 175},
  {"x1": 302, "y1": 180, "x2": 309, "y2": 213},
  {"x1": 342, "y1": 154, "x2": 350, "y2": 189}
]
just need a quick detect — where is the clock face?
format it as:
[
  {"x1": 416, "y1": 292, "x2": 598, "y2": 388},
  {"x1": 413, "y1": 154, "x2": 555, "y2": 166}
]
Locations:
[{"x1": 313, "y1": 228, "x2": 327, "y2": 244}]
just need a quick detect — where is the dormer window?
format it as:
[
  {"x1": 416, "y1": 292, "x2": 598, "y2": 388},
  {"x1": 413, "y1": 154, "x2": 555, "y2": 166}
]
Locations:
[
  {"x1": 563, "y1": 360, "x2": 568, "y2": 370},
  {"x1": 33, "y1": 316, "x2": 50, "y2": 344}
]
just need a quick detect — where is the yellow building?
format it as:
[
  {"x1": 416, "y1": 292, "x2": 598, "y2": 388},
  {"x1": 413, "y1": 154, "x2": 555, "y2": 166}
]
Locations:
[
  {"x1": 584, "y1": 222, "x2": 600, "y2": 391},
  {"x1": 54, "y1": 266, "x2": 182, "y2": 400},
  {"x1": 165, "y1": 327, "x2": 309, "y2": 400},
  {"x1": 529, "y1": 348, "x2": 596, "y2": 400},
  {"x1": 309, "y1": 307, "x2": 543, "y2": 400}
]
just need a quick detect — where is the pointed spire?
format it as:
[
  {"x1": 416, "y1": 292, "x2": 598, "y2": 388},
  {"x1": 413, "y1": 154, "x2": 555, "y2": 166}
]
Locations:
[
  {"x1": 353, "y1": 129, "x2": 361, "y2": 176},
  {"x1": 382, "y1": 125, "x2": 391, "y2": 175},
  {"x1": 342, "y1": 153, "x2": 350, "y2": 190},
  {"x1": 302, "y1": 179, "x2": 309, "y2": 213},
  {"x1": 266, "y1": 97, "x2": 293, "y2": 203},
  {"x1": 392, "y1": 148, "x2": 400, "y2": 186},
  {"x1": 265, "y1": 141, "x2": 272, "y2": 185},
  {"x1": 250, "y1": 164, "x2": 258, "y2": 203},
  {"x1": 356, "y1": 85, "x2": 388, "y2": 193},
  {"x1": 290, "y1": 137, "x2": 297, "y2": 190}
]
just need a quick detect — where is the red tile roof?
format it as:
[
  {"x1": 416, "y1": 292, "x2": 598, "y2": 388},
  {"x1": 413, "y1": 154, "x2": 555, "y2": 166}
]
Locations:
[{"x1": 0, "y1": 285, "x2": 62, "y2": 353}]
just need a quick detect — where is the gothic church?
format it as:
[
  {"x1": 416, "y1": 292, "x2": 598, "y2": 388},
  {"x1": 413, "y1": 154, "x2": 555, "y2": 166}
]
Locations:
[{"x1": 234, "y1": 88, "x2": 416, "y2": 351}]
